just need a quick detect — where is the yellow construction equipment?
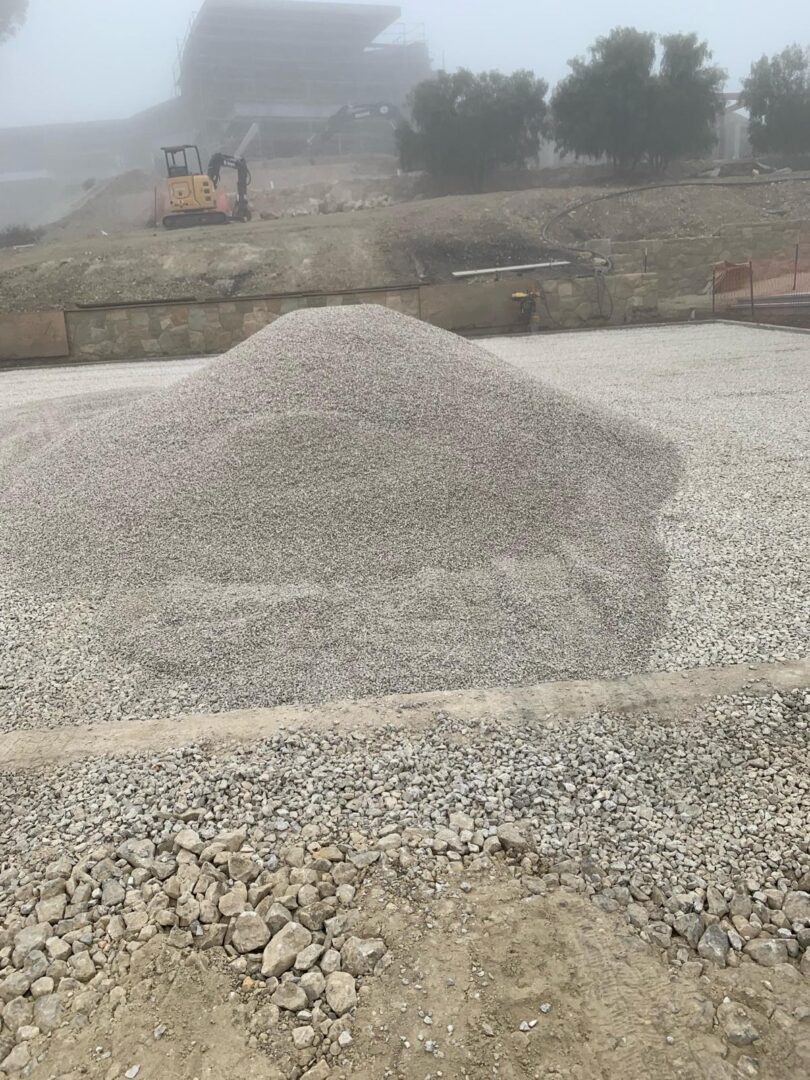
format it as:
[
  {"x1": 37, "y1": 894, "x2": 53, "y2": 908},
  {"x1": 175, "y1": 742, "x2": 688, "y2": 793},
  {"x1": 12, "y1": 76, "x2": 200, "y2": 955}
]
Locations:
[{"x1": 161, "y1": 145, "x2": 252, "y2": 229}]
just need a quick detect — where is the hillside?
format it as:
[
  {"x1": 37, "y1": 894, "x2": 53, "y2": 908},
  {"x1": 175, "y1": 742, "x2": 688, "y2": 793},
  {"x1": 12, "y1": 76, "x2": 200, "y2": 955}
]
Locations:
[{"x1": 1, "y1": 175, "x2": 808, "y2": 312}]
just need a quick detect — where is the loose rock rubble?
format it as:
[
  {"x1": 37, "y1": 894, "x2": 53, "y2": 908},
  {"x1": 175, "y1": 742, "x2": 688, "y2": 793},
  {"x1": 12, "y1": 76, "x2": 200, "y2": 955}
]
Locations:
[
  {"x1": 0, "y1": 826, "x2": 391, "y2": 1078},
  {"x1": 1, "y1": 688, "x2": 809, "y2": 1075}
]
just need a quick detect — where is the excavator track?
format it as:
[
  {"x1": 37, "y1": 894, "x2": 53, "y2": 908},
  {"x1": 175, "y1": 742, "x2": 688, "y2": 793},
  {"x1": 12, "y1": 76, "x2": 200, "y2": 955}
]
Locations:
[{"x1": 162, "y1": 211, "x2": 230, "y2": 230}]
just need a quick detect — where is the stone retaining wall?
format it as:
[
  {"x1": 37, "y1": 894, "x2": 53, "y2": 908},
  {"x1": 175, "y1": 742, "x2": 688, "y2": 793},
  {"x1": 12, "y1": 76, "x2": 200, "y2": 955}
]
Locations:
[
  {"x1": 609, "y1": 220, "x2": 810, "y2": 308},
  {"x1": 62, "y1": 274, "x2": 661, "y2": 363},
  {"x1": 66, "y1": 288, "x2": 421, "y2": 362},
  {"x1": 7, "y1": 216, "x2": 809, "y2": 365}
]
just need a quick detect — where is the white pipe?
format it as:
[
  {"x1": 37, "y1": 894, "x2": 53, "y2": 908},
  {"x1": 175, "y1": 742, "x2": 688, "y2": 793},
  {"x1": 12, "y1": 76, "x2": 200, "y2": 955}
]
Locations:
[
  {"x1": 452, "y1": 261, "x2": 571, "y2": 279},
  {"x1": 235, "y1": 123, "x2": 261, "y2": 160}
]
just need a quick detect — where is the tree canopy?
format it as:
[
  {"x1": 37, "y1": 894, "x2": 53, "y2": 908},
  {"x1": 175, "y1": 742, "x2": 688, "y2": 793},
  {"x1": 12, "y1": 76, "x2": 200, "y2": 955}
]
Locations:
[
  {"x1": 0, "y1": 0, "x2": 27, "y2": 42},
  {"x1": 741, "y1": 45, "x2": 810, "y2": 155},
  {"x1": 397, "y1": 69, "x2": 549, "y2": 190},
  {"x1": 551, "y1": 27, "x2": 725, "y2": 171}
]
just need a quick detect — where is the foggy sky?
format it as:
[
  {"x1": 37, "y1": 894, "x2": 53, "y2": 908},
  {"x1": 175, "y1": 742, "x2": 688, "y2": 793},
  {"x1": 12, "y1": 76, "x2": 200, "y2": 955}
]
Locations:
[{"x1": 1, "y1": 0, "x2": 805, "y2": 128}]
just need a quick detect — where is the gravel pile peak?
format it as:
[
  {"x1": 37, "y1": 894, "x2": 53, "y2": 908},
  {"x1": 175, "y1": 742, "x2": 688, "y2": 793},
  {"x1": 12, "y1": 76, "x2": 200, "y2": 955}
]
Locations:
[{"x1": 0, "y1": 306, "x2": 678, "y2": 711}]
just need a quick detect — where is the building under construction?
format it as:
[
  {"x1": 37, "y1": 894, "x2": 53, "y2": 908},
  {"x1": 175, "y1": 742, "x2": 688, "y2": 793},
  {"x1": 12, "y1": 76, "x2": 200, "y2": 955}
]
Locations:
[
  {"x1": 179, "y1": 0, "x2": 432, "y2": 155},
  {"x1": 0, "y1": 0, "x2": 430, "y2": 224}
]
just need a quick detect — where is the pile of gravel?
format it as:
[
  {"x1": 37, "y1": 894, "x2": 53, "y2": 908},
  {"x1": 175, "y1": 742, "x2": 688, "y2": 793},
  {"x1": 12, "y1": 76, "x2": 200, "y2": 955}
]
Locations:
[{"x1": 0, "y1": 307, "x2": 678, "y2": 716}]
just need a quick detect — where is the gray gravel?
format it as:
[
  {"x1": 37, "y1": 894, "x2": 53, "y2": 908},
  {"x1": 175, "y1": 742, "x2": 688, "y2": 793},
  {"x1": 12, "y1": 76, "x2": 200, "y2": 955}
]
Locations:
[
  {"x1": 1, "y1": 690, "x2": 808, "y2": 971},
  {"x1": 484, "y1": 322, "x2": 810, "y2": 670},
  {"x1": 1, "y1": 689, "x2": 808, "y2": 1072},
  {"x1": 0, "y1": 307, "x2": 677, "y2": 728}
]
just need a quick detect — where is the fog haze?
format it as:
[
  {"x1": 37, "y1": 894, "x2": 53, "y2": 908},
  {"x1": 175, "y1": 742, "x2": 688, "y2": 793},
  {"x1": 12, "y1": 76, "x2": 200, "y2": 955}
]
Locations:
[{"x1": 1, "y1": 0, "x2": 805, "y2": 128}]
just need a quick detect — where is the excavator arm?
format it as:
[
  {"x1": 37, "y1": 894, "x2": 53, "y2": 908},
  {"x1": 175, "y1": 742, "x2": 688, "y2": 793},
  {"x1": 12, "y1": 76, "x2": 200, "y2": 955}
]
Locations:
[
  {"x1": 207, "y1": 153, "x2": 252, "y2": 222},
  {"x1": 308, "y1": 104, "x2": 403, "y2": 152}
]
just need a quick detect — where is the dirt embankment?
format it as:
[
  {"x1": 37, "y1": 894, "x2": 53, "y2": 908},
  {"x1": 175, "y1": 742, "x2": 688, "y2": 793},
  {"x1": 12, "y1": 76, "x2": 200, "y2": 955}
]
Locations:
[{"x1": 1, "y1": 176, "x2": 808, "y2": 311}]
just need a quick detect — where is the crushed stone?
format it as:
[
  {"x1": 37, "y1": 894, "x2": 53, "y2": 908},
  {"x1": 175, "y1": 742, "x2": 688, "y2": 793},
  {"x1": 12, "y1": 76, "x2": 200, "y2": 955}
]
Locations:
[{"x1": 0, "y1": 307, "x2": 678, "y2": 727}]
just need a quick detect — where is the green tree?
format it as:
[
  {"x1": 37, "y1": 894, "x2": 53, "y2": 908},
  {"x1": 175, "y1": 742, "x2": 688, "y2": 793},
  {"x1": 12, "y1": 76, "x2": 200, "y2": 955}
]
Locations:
[
  {"x1": 553, "y1": 28, "x2": 656, "y2": 171},
  {"x1": 0, "y1": 0, "x2": 27, "y2": 41},
  {"x1": 741, "y1": 45, "x2": 810, "y2": 155},
  {"x1": 397, "y1": 69, "x2": 549, "y2": 191},
  {"x1": 552, "y1": 27, "x2": 724, "y2": 172},
  {"x1": 647, "y1": 34, "x2": 726, "y2": 170}
]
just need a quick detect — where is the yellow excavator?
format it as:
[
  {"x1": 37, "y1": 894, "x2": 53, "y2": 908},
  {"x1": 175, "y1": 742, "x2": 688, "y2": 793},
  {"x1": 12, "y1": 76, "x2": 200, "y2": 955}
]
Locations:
[{"x1": 161, "y1": 145, "x2": 252, "y2": 229}]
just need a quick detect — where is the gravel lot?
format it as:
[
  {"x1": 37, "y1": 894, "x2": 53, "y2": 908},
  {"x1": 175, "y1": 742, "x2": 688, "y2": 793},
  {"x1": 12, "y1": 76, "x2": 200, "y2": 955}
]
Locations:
[
  {"x1": 3, "y1": 690, "x2": 809, "y2": 898},
  {"x1": 485, "y1": 322, "x2": 810, "y2": 671},
  {"x1": 2, "y1": 320, "x2": 807, "y2": 736},
  {"x1": 1, "y1": 321, "x2": 810, "y2": 1079}
]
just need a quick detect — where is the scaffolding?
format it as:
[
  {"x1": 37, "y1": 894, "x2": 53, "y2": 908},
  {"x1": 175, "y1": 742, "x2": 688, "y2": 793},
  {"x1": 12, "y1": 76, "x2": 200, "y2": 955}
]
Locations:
[{"x1": 177, "y1": 0, "x2": 431, "y2": 155}]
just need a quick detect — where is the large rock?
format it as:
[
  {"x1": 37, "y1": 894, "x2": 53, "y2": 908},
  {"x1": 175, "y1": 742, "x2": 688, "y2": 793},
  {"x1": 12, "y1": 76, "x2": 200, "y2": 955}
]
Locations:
[
  {"x1": 216, "y1": 828, "x2": 247, "y2": 852},
  {"x1": 33, "y1": 994, "x2": 63, "y2": 1035},
  {"x1": 706, "y1": 885, "x2": 728, "y2": 916},
  {"x1": 298, "y1": 901, "x2": 337, "y2": 932},
  {"x1": 264, "y1": 902, "x2": 293, "y2": 934},
  {"x1": 0, "y1": 972, "x2": 33, "y2": 1004},
  {"x1": 730, "y1": 890, "x2": 753, "y2": 919},
  {"x1": 744, "y1": 938, "x2": 789, "y2": 967},
  {"x1": 101, "y1": 879, "x2": 126, "y2": 907},
  {"x1": 271, "y1": 983, "x2": 308, "y2": 1012},
  {"x1": 228, "y1": 853, "x2": 260, "y2": 884},
  {"x1": 717, "y1": 1001, "x2": 761, "y2": 1047},
  {"x1": 0, "y1": 1043, "x2": 30, "y2": 1074},
  {"x1": 292, "y1": 1025, "x2": 316, "y2": 1050},
  {"x1": 232, "y1": 913, "x2": 271, "y2": 954},
  {"x1": 218, "y1": 884, "x2": 248, "y2": 918},
  {"x1": 68, "y1": 953, "x2": 96, "y2": 983},
  {"x1": 340, "y1": 937, "x2": 387, "y2": 976},
  {"x1": 646, "y1": 922, "x2": 673, "y2": 949},
  {"x1": 697, "y1": 925, "x2": 729, "y2": 966},
  {"x1": 174, "y1": 829, "x2": 203, "y2": 855},
  {"x1": 325, "y1": 971, "x2": 357, "y2": 1016},
  {"x1": 449, "y1": 812, "x2": 475, "y2": 834},
  {"x1": 783, "y1": 891, "x2": 810, "y2": 923},
  {"x1": 12, "y1": 925, "x2": 50, "y2": 961},
  {"x1": 674, "y1": 913, "x2": 703, "y2": 950},
  {"x1": 262, "y1": 922, "x2": 312, "y2": 978},
  {"x1": 295, "y1": 943, "x2": 325, "y2": 972},
  {"x1": 118, "y1": 839, "x2": 156, "y2": 869},
  {"x1": 300, "y1": 971, "x2": 326, "y2": 1002},
  {"x1": 35, "y1": 894, "x2": 67, "y2": 924},
  {"x1": 301, "y1": 1062, "x2": 331, "y2": 1080},
  {"x1": 2, "y1": 997, "x2": 33, "y2": 1034},
  {"x1": 496, "y1": 823, "x2": 532, "y2": 856}
]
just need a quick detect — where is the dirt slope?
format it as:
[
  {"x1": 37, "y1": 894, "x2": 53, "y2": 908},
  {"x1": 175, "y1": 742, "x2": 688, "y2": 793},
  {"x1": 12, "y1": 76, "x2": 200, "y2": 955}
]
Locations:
[{"x1": 1, "y1": 178, "x2": 808, "y2": 312}]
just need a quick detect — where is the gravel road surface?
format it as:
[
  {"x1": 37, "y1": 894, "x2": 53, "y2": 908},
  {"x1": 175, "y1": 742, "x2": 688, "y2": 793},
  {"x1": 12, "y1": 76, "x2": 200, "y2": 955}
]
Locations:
[{"x1": 485, "y1": 322, "x2": 810, "y2": 671}]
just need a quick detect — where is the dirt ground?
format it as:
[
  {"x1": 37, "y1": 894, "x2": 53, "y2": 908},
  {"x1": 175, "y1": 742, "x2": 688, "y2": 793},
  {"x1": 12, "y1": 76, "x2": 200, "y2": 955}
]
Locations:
[
  {"x1": 2, "y1": 170, "x2": 809, "y2": 312},
  {"x1": 43, "y1": 156, "x2": 411, "y2": 244},
  {"x1": 28, "y1": 875, "x2": 810, "y2": 1080}
]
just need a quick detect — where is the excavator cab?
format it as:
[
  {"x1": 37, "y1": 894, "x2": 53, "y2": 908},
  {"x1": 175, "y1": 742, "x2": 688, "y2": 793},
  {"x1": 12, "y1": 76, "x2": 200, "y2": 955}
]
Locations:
[
  {"x1": 161, "y1": 144, "x2": 228, "y2": 229},
  {"x1": 163, "y1": 145, "x2": 203, "y2": 178}
]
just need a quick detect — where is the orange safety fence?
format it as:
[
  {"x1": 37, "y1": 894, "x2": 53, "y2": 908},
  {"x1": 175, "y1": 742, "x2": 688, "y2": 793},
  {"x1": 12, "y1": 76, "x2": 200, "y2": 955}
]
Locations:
[{"x1": 712, "y1": 246, "x2": 810, "y2": 315}]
